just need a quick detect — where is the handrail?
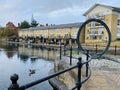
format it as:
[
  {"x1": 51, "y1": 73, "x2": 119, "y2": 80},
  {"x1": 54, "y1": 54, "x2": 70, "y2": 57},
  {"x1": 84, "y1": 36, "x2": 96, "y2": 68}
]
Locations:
[
  {"x1": 8, "y1": 18, "x2": 111, "y2": 90},
  {"x1": 19, "y1": 65, "x2": 78, "y2": 89},
  {"x1": 8, "y1": 46, "x2": 92, "y2": 90},
  {"x1": 81, "y1": 66, "x2": 91, "y2": 84},
  {"x1": 71, "y1": 65, "x2": 91, "y2": 90}
]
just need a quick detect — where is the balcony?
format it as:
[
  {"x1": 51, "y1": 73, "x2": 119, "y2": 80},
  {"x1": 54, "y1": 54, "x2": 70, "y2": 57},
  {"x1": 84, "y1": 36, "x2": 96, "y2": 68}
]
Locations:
[
  {"x1": 90, "y1": 33, "x2": 103, "y2": 36},
  {"x1": 90, "y1": 25, "x2": 104, "y2": 29}
]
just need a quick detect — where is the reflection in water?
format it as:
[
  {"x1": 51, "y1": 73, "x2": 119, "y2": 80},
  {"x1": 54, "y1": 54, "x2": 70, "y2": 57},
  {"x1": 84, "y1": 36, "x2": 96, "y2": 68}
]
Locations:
[
  {"x1": 19, "y1": 54, "x2": 29, "y2": 63},
  {"x1": 30, "y1": 58, "x2": 38, "y2": 64},
  {"x1": 0, "y1": 43, "x2": 18, "y2": 58},
  {"x1": 0, "y1": 43, "x2": 58, "y2": 90},
  {"x1": 18, "y1": 44, "x2": 58, "y2": 63},
  {"x1": 0, "y1": 43, "x2": 58, "y2": 61}
]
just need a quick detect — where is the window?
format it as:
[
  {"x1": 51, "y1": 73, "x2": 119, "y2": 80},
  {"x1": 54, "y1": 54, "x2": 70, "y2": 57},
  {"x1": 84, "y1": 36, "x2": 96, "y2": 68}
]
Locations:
[
  {"x1": 90, "y1": 29, "x2": 96, "y2": 39},
  {"x1": 117, "y1": 28, "x2": 120, "y2": 38},
  {"x1": 118, "y1": 28, "x2": 120, "y2": 33},
  {"x1": 118, "y1": 14, "x2": 120, "y2": 19},
  {"x1": 98, "y1": 35, "x2": 102, "y2": 40},
  {"x1": 90, "y1": 29, "x2": 95, "y2": 35},
  {"x1": 99, "y1": 12, "x2": 104, "y2": 20},
  {"x1": 91, "y1": 22, "x2": 95, "y2": 27},
  {"x1": 64, "y1": 34, "x2": 69, "y2": 38},
  {"x1": 98, "y1": 29, "x2": 103, "y2": 35},
  {"x1": 118, "y1": 20, "x2": 120, "y2": 25}
]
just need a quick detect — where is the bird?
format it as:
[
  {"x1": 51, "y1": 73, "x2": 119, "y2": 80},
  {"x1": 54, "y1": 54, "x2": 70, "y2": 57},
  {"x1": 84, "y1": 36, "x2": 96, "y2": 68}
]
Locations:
[{"x1": 29, "y1": 69, "x2": 36, "y2": 76}]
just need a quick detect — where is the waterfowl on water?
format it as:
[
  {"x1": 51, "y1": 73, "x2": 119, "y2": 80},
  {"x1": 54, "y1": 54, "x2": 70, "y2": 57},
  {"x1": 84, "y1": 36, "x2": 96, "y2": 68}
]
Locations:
[{"x1": 29, "y1": 69, "x2": 36, "y2": 76}]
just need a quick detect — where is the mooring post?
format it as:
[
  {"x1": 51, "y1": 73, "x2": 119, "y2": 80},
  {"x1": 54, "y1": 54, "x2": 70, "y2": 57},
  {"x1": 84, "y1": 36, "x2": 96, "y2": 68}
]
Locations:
[
  {"x1": 70, "y1": 46, "x2": 72, "y2": 65},
  {"x1": 76, "y1": 57, "x2": 82, "y2": 90},
  {"x1": 86, "y1": 50, "x2": 89, "y2": 77},
  {"x1": 8, "y1": 74, "x2": 19, "y2": 90}
]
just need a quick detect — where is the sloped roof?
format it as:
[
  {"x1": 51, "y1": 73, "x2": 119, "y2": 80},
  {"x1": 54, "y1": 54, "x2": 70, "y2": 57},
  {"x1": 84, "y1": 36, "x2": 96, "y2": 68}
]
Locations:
[
  {"x1": 83, "y1": 4, "x2": 120, "y2": 16},
  {"x1": 21, "y1": 22, "x2": 83, "y2": 31}
]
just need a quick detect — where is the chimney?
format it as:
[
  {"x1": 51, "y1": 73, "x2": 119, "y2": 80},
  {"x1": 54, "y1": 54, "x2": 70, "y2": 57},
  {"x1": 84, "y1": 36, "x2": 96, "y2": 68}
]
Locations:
[{"x1": 46, "y1": 23, "x2": 48, "y2": 26}]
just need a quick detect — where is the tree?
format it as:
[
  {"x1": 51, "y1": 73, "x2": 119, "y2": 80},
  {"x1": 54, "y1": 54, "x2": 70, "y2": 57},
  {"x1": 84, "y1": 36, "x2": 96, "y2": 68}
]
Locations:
[
  {"x1": 0, "y1": 28, "x2": 4, "y2": 37},
  {"x1": 4, "y1": 28, "x2": 14, "y2": 37},
  {"x1": 31, "y1": 19, "x2": 39, "y2": 27},
  {"x1": 19, "y1": 20, "x2": 30, "y2": 29}
]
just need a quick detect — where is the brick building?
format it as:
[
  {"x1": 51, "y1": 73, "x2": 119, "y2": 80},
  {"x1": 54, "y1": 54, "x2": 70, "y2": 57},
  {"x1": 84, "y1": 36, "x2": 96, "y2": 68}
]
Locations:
[{"x1": 5, "y1": 22, "x2": 19, "y2": 37}]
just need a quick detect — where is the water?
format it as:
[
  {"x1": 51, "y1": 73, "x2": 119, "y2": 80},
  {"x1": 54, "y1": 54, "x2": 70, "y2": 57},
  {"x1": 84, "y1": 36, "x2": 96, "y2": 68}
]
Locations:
[{"x1": 0, "y1": 43, "x2": 58, "y2": 90}]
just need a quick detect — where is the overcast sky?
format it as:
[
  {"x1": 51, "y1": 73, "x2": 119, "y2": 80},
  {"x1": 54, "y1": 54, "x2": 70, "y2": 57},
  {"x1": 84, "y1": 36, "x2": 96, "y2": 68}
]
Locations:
[{"x1": 0, "y1": 0, "x2": 120, "y2": 27}]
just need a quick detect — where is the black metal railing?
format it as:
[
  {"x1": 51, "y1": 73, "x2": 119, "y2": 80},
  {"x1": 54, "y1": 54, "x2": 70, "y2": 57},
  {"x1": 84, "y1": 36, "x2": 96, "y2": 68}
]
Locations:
[
  {"x1": 8, "y1": 44, "x2": 92, "y2": 90},
  {"x1": 83, "y1": 44, "x2": 120, "y2": 56}
]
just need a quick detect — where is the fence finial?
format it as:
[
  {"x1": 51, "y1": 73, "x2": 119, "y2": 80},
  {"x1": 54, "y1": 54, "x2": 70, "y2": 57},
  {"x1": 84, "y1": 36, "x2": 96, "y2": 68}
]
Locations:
[{"x1": 8, "y1": 74, "x2": 19, "y2": 90}]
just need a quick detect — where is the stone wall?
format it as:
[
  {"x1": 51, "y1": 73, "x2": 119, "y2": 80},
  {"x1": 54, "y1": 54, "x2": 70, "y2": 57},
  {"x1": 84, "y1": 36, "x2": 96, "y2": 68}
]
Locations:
[
  {"x1": 54, "y1": 58, "x2": 77, "y2": 89},
  {"x1": 53, "y1": 56, "x2": 86, "y2": 90}
]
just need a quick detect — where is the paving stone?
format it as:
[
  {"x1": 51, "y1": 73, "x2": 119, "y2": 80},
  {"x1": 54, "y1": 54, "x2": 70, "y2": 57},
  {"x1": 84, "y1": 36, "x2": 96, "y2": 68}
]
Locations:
[{"x1": 58, "y1": 54, "x2": 120, "y2": 90}]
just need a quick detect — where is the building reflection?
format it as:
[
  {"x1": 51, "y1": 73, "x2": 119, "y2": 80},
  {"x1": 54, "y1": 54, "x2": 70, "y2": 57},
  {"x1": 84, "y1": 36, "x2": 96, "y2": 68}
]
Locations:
[
  {"x1": 19, "y1": 54, "x2": 29, "y2": 62},
  {"x1": 18, "y1": 45, "x2": 58, "y2": 62},
  {"x1": 0, "y1": 43, "x2": 18, "y2": 58}
]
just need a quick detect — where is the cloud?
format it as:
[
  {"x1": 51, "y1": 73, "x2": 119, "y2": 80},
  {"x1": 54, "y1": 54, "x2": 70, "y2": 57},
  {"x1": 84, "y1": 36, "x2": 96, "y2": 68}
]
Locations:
[{"x1": 0, "y1": 0, "x2": 120, "y2": 26}]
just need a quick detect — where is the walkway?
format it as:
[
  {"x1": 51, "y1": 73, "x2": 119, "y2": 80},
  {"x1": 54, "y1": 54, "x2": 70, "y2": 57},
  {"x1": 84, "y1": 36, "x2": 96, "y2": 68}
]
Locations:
[
  {"x1": 82, "y1": 55, "x2": 120, "y2": 90},
  {"x1": 83, "y1": 70, "x2": 120, "y2": 90},
  {"x1": 61, "y1": 54, "x2": 120, "y2": 90}
]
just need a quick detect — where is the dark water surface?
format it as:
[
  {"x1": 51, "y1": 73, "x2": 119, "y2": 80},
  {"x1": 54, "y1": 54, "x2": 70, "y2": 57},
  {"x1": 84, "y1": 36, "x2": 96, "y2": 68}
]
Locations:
[{"x1": 0, "y1": 43, "x2": 58, "y2": 90}]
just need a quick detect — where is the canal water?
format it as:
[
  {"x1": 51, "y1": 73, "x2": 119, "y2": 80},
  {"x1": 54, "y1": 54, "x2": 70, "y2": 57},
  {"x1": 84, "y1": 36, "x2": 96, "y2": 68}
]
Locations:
[{"x1": 0, "y1": 43, "x2": 58, "y2": 90}]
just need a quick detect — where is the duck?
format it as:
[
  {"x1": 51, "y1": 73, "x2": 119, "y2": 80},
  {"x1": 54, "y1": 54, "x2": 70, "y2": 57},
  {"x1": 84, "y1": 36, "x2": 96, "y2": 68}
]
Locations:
[{"x1": 29, "y1": 69, "x2": 36, "y2": 76}]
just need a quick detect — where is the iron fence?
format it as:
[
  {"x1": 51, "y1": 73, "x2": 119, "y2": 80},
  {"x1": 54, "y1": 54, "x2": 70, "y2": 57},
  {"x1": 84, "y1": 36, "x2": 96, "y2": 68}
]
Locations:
[{"x1": 8, "y1": 44, "x2": 92, "y2": 90}]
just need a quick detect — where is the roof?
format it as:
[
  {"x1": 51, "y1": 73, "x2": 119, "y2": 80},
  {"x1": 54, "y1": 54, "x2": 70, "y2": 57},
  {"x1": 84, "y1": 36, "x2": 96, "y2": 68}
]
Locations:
[
  {"x1": 83, "y1": 4, "x2": 120, "y2": 16},
  {"x1": 21, "y1": 22, "x2": 83, "y2": 31}
]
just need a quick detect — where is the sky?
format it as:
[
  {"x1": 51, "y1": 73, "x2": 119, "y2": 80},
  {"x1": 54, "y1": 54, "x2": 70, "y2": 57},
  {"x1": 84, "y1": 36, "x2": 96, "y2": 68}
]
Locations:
[{"x1": 0, "y1": 0, "x2": 120, "y2": 27}]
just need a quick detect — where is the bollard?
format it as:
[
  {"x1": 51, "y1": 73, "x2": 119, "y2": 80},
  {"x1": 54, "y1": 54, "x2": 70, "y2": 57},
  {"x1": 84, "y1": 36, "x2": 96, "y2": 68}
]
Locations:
[
  {"x1": 70, "y1": 46, "x2": 72, "y2": 65},
  {"x1": 76, "y1": 57, "x2": 82, "y2": 90},
  {"x1": 86, "y1": 50, "x2": 89, "y2": 77},
  {"x1": 8, "y1": 74, "x2": 19, "y2": 90}
]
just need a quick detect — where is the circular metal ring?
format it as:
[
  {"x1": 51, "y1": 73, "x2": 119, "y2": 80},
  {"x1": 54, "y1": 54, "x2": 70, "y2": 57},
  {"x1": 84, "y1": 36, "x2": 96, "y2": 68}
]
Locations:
[{"x1": 77, "y1": 18, "x2": 111, "y2": 59}]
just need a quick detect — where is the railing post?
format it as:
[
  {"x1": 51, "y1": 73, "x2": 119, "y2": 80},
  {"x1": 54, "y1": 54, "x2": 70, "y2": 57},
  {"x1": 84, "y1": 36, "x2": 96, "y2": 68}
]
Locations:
[
  {"x1": 115, "y1": 45, "x2": 117, "y2": 56},
  {"x1": 77, "y1": 46, "x2": 79, "y2": 55},
  {"x1": 70, "y1": 46, "x2": 72, "y2": 65},
  {"x1": 76, "y1": 57, "x2": 82, "y2": 90},
  {"x1": 60, "y1": 44, "x2": 62, "y2": 60},
  {"x1": 64, "y1": 45, "x2": 66, "y2": 56},
  {"x1": 8, "y1": 74, "x2": 19, "y2": 90},
  {"x1": 86, "y1": 50, "x2": 89, "y2": 77},
  {"x1": 96, "y1": 44, "x2": 98, "y2": 53}
]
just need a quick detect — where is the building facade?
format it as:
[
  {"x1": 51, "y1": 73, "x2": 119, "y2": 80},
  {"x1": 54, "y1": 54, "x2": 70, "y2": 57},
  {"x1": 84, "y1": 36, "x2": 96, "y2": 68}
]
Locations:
[
  {"x1": 84, "y1": 4, "x2": 120, "y2": 43},
  {"x1": 19, "y1": 4, "x2": 120, "y2": 44},
  {"x1": 19, "y1": 23, "x2": 85, "y2": 45}
]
